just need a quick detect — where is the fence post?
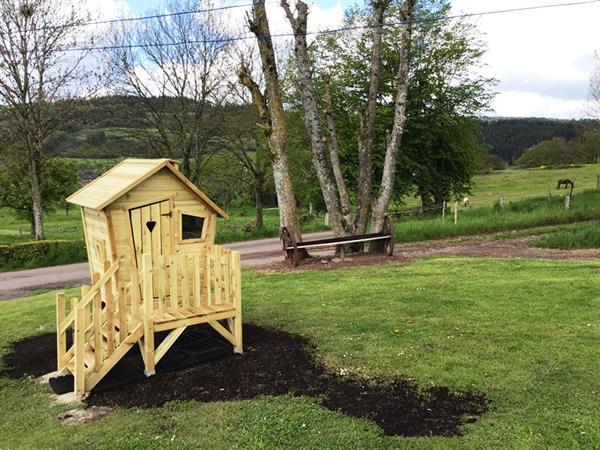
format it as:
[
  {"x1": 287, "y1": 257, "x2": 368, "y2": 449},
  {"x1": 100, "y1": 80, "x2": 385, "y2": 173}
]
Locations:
[
  {"x1": 565, "y1": 194, "x2": 571, "y2": 211},
  {"x1": 442, "y1": 200, "x2": 446, "y2": 219},
  {"x1": 499, "y1": 194, "x2": 505, "y2": 208},
  {"x1": 454, "y1": 201, "x2": 458, "y2": 224}
]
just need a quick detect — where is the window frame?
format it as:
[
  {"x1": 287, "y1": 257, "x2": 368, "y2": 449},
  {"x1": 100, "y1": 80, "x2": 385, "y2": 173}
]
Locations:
[{"x1": 178, "y1": 209, "x2": 209, "y2": 244}]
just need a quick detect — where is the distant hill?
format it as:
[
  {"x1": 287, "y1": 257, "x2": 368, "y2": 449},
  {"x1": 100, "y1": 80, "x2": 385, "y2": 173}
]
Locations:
[
  {"x1": 478, "y1": 117, "x2": 599, "y2": 164},
  {"x1": 3, "y1": 95, "x2": 596, "y2": 164}
]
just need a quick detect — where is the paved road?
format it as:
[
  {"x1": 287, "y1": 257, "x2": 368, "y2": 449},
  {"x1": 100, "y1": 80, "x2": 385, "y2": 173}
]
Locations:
[{"x1": 0, "y1": 231, "x2": 333, "y2": 301}]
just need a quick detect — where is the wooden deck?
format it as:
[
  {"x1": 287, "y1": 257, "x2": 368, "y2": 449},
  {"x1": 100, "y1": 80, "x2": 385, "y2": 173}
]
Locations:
[{"x1": 56, "y1": 245, "x2": 242, "y2": 398}]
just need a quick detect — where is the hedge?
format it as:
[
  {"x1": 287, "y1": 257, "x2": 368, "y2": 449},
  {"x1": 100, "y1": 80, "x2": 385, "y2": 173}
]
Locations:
[{"x1": 0, "y1": 239, "x2": 88, "y2": 272}]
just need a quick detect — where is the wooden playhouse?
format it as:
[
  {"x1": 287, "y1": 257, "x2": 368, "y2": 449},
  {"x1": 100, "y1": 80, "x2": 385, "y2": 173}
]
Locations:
[{"x1": 55, "y1": 158, "x2": 242, "y2": 398}]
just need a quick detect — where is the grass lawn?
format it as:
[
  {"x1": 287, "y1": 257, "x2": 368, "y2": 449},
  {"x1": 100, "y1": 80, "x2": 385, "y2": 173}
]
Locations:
[
  {"x1": 0, "y1": 207, "x2": 327, "y2": 246},
  {"x1": 1, "y1": 257, "x2": 599, "y2": 448}
]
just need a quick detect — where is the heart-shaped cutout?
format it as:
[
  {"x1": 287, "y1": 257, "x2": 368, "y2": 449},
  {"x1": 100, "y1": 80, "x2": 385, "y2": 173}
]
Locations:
[{"x1": 146, "y1": 220, "x2": 156, "y2": 232}]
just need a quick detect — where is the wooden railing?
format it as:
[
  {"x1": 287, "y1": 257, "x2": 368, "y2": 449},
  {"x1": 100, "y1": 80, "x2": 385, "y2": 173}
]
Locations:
[
  {"x1": 140, "y1": 245, "x2": 240, "y2": 314},
  {"x1": 56, "y1": 259, "x2": 136, "y2": 396},
  {"x1": 56, "y1": 244, "x2": 242, "y2": 397}
]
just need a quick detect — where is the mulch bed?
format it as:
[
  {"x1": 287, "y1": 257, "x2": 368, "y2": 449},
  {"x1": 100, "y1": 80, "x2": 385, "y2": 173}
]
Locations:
[{"x1": 2, "y1": 324, "x2": 487, "y2": 437}]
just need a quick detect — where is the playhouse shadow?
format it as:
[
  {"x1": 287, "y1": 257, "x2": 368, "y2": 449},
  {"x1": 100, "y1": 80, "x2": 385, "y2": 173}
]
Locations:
[{"x1": 3, "y1": 324, "x2": 487, "y2": 437}]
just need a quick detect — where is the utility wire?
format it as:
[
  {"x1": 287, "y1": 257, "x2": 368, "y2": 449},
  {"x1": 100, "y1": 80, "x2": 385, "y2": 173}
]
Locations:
[{"x1": 58, "y1": 0, "x2": 600, "y2": 53}]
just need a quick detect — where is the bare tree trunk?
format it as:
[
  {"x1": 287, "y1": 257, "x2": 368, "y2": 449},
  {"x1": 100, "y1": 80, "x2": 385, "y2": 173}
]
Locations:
[
  {"x1": 29, "y1": 155, "x2": 45, "y2": 240},
  {"x1": 370, "y1": 0, "x2": 416, "y2": 232},
  {"x1": 324, "y1": 75, "x2": 352, "y2": 227},
  {"x1": 354, "y1": 0, "x2": 390, "y2": 234},
  {"x1": 247, "y1": 0, "x2": 302, "y2": 241},
  {"x1": 282, "y1": 0, "x2": 344, "y2": 236},
  {"x1": 255, "y1": 177, "x2": 264, "y2": 230}
]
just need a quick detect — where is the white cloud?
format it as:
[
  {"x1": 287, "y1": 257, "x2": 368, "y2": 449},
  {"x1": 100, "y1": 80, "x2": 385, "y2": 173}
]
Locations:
[{"x1": 451, "y1": 0, "x2": 600, "y2": 118}]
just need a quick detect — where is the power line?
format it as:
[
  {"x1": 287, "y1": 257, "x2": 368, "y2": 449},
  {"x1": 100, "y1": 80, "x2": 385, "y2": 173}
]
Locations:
[{"x1": 53, "y1": 0, "x2": 600, "y2": 53}]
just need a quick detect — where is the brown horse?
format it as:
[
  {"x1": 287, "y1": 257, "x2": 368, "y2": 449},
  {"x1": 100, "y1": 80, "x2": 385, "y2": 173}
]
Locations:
[{"x1": 557, "y1": 179, "x2": 574, "y2": 190}]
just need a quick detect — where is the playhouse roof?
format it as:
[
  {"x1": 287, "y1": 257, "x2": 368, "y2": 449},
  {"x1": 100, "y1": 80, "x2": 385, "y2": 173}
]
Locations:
[{"x1": 66, "y1": 158, "x2": 228, "y2": 218}]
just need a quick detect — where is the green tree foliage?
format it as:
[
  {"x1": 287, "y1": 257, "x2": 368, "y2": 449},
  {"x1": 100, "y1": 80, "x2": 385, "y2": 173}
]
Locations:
[
  {"x1": 0, "y1": 158, "x2": 79, "y2": 236},
  {"x1": 481, "y1": 154, "x2": 508, "y2": 172},
  {"x1": 301, "y1": 0, "x2": 494, "y2": 210},
  {"x1": 515, "y1": 137, "x2": 576, "y2": 168},
  {"x1": 515, "y1": 129, "x2": 600, "y2": 168},
  {"x1": 479, "y1": 118, "x2": 598, "y2": 164}
]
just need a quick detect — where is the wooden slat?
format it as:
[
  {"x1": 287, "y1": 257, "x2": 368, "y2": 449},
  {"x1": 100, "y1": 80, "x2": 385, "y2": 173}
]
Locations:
[
  {"x1": 104, "y1": 261, "x2": 115, "y2": 355},
  {"x1": 181, "y1": 255, "x2": 190, "y2": 307},
  {"x1": 78, "y1": 261, "x2": 119, "y2": 309},
  {"x1": 155, "y1": 310, "x2": 236, "y2": 332},
  {"x1": 203, "y1": 251, "x2": 211, "y2": 306},
  {"x1": 193, "y1": 254, "x2": 201, "y2": 307},
  {"x1": 214, "y1": 246, "x2": 222, "y2": 305},
  {"x1": 56, "y1": 292, "x2": 66, "y2": 372},
  {"x1": 118, "y1": 282, "x2": 127, "y2": 344},
  {"x1": 74, "y1": 305, "x2": 86, "y2": 397},
  {"x1": 92, "y1": 272, "x2": 103, "y2": 367},
  {"x1": 232, "y1": 250, "x2": 243, "y2": 353},
  {"x1": 142, "y1": 253, "x2": 155, "y2": 375},
  {"x1": 158, "y1": 255, "x2": 166, "y2": 314},
  {"x1": 170, "y1": 255, "x2": 179, "y2": 309}
]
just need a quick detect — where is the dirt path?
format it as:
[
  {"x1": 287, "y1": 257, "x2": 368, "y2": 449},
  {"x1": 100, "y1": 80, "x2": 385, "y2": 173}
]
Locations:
[
  {"x1": 0, "y1": 231, "x2": 333, "y2": 301},
  {"x1": 2, "y1": 231, "x2": 598, "y2": 300},
  {"x1": 258, "y1": 235, "x2": 600, "y2": 272}
]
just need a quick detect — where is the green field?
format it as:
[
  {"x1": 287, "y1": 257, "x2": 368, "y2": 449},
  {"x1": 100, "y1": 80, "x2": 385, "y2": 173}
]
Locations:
[
  {"x1": 1, "y1": 257, "x2": 599, "y2": 448},
  {"x1": 394, "y1": 189, "x2": 600, "y2": 242},
  {"x1": 402, "y1": 164, "x2": 600, "y2": 208}
]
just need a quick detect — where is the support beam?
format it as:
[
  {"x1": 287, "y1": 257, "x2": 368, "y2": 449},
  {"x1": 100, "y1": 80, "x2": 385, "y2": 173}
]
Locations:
[{"x1": 155, "y1": 326, "x2": 187, "y2": 364}]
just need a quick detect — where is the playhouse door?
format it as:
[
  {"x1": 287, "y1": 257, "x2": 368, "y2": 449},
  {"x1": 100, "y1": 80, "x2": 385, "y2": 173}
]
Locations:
[{"x1": 129, "y1": 200, "x2": 172, "y2": 296}]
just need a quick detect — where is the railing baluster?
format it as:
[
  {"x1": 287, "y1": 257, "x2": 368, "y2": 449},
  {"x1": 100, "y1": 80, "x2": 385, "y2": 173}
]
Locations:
[
  {"x1": 170, "y1": 255, "x2": 179, "y2": 309},
  {"x1": 193, "y1": 254, "x2": 201, "y2": 307},
  {"x1": 92, "y1": 272, "x2": 103, "y2": 367},
  {"x1": 56, "y1": 292, "x2": 66, "y2": 372}
]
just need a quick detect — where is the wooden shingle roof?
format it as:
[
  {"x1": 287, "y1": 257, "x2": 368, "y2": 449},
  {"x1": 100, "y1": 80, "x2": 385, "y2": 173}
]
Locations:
[{"x1": 66, "y1": 158, "x2": 228, "y2": 218}]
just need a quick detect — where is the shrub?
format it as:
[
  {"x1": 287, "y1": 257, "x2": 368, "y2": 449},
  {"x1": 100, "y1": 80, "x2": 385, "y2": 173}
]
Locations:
[{"x1": 0, "y1": 240, "x2": 87, "y2": 271}]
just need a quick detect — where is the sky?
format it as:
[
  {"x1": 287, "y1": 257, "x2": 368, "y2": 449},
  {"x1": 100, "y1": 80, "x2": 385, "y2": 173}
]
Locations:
[{"x1": 99, "y1": 0, "x2": 600, "y2": 119}]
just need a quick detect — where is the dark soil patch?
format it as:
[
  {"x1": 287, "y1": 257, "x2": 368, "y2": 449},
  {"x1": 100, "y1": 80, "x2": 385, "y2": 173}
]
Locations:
[{"x1": 2, "y1": 324, "x2": 488, "y2": 437}]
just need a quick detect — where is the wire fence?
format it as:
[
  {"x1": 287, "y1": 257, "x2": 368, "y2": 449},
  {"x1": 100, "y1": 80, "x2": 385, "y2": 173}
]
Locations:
[{"x1": 386, "y1": 185, "x2": 590, "y2": 224}]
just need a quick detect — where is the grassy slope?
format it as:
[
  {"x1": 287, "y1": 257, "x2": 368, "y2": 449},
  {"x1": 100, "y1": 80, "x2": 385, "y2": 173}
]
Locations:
[
  {"x1": 1, "y1": 164, "x2": 599, "y2": 246},
  {"x1": 403, "y1": 164, "x2": 600, "y2": 208},
  {"x1": 1, "y1": 258, "x2": 599, "y2": 448},
  {"x1": 395, "y1": 189, "x2": 600, "y2": 242}
]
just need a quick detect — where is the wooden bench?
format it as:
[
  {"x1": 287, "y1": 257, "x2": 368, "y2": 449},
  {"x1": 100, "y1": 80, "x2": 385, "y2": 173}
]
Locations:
[{"x1": 280, "y1": 215, "x2": 395, "y2": 266}]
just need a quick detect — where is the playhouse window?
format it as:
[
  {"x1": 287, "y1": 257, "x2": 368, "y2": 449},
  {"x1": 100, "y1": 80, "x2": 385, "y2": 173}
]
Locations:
[{"x1": 181, "y1": 213, "x2": 205, "y2": 240}]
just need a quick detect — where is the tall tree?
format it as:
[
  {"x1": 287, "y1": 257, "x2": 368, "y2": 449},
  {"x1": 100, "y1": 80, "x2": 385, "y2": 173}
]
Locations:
[
  {"x1": 242, "y1": 0, "x2": 303, "y2": 240},
  {"x1": 0, "y1": 0, "x2": 97, "y2": 239},
  {"x1": 283, "y1": 0, "x2": 416, "y2": 234},
  {"x1": 281, "y1": 0, "x2": 344, "y2": 236},
  {"x1": 106, "y1": 0, "x2": 228, "y2": 185}
]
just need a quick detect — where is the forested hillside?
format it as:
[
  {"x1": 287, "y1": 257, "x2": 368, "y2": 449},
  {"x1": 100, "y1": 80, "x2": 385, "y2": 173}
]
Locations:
[{"x1": 479, "y1": 117, "x2": 599, "y2": 163}]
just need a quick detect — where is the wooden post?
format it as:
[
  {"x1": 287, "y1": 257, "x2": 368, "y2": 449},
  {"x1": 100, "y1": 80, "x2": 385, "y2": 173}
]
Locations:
[
  {"x1": 74, "y1": 303, "x2": 86, "y2": 398},
  {"x1": 442, "y1": 201, "x2": 446, "y2": 219},
  {"x1": 453, "y1": 201, "x2": 458, "y2": 225},
  {"x1": 118, "y1": 282, "x2": 127, "y2": 344},
  {"x1": 56, "y1": 292, "x2": 66, "y2": 372},
  {"x1": 142, "y1": 253, "x2": 155, "y2": 376},
  {"x1": 81, "y1": 285, "x2": 90, "y2": 329},
  {"x1": 565, "y1": 194, "x2": 571, "y2": 211},
  {"x1": 499, "y1": 195, "x2": 505, "y2": 208},
  {"x1": 92, "y1": 272, "x2": 103, "y2": 368},
  {"x1": 232, "y1": 251, "x2": 243, "y2": 354},
  {"x1": 104, "y1": 261, "x2": 115, "y2": 356}
]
